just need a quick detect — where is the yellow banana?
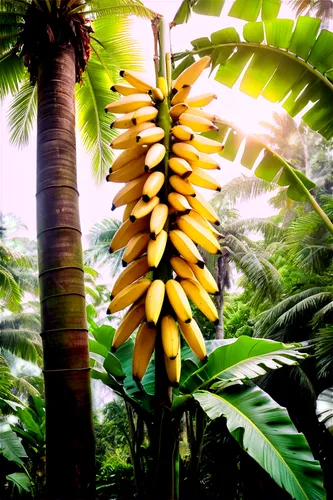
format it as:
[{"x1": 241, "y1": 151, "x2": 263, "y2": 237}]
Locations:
[
  {"x1": 145, "y1": 143, "x2": 166, "y2": 171},
  {"x1": 110, "y1": 256, "x2": 149, "y2": 299},
  {"x1": 158, "y1": 76, "x2": 168, "y2": 97},
  {"x1": 122, "y1": 232, "x2": 151, "y2": 267},
  {"x1": 149, "y1": 87, "x2": 165, "y2": 102},
  {"x1": 169, "y1": 103, "x2": 190, "y2": 120},
  {"x1": 173, "y1": 55, "x2": 211, "y2": 91},
  {"x1": 132, "y1": 322, "x2": 156, "y2": 381},
  {"x1": 171, "y1": 143, "x2": 199, "y2": 162},
  {"x1": 171, "y1": 125, "x2": 195, "y2": 141},
  {"x1": 186, "y1": 135, "x2": 223, "y2": 154},
  {"x1": 150, "y1": 203, "x2": 168, "y2": 239},
  {"x1": 111, "y1": 122, "x2": 156, "y2": 150},
  {"x1": 111, "y1": 83, "x2": 147, "y2": 96},
  {"x1": 188, "y1": 152, "x2": 220, "y2": 170},
  {"x1": 120, "y1": 69, "x2": 153, "y2": 92},
  {"x1": 184, "y1": 107, "x2": 224, "y2": 123},
  {"x1": 180, "y1": 279, "x2": 219, "y2": 323},
  {"x1": 171, "y1": 85, "x2": 191, "y2": 106},
  {"x1": 178, "y1": 113, "x2": 218, "y2": 133},
  {"x1": 178, "y1": 318, "x2": 207, "y2": 361},
  {"x1": 185, "y1": 92, "x2": 217, "y2": 108},
  {"x1": 111, "y1": 296, "x2": 146, "y2": 351},
  {"x1": 187, "y1": 261, "x2": 219, "y2": 295},
  {"x1": 105, "y1": 93, "x2": 153, "y2": 114},
  {"x1": 147, "y1": 229, "x2": 168, "y2": 269},
  {"x1": 111, "y1": 145, "x2": 147, "y2": 172},
  {"x1": 146, "y1": 280, "x2": 165, "y2": 328},
  {"x1": 106, "y1": 155, "x2": 146, "y2": 183},
  {"x1": 188, "y1": 168, "x2": 222, "y2": 191},
  {"x1": 136, "y1": 127, "x2": 165, "y2": 145},
  {"x1": 169, "y1": 175, "x2": 196, "y2": 197},
  {"x1": 111, "y1": 111, "x2": 136, "y2": 129},
  {"x1": 164, "y1": 352, "x2": 181, "y2": 387},
  {"x1": 169, "y1": 157, "x2": 193, "y2": 179},
  {"x1": 167, "y1": 192, "x2": 191, "y2": 212},
  {"x1": 177, "y1": 214, "x2": 221, "y2": 254},
  {"x1": 123, "y1": 199, "x2": 139, "y2": 222},
  {"x1": 111, "y1": 173, "x2": 150, "y2": 210},
  {"x1": 170, "y1": 256, "x2": 197, "y2": 281},
  {"x1": 186, "y1": 210, "x2": 222, "y2": 238},
  {"x1": 130, "y1": 196, "x2": 160, "y2": 222},
  {"x1": 186, "y1": 192, "x2": 220, "y2": 225},
  {"x1": 132, "y1": 106, "x2": 158, "y2": 125},
  {"x1": 107, "y1": 277, "x2": 151, "y2": 314},
  {"x1": 161, "y1": 315, "x2": 180, "y2": 360},
  {"x1": 169, "y1": 230, "x2": 204, "y2": 268},
  {"x1": 165, "y1": 279, "x2": 192, "y2": 323},
  {"x1": 142, "y1": 172, "x2": 165, "y2": 202},
  {"x1": 109, "y1": 216, "x2": 150, "y2": 253}
]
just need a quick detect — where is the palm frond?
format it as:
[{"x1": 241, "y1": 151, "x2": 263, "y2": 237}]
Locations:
[
  {"x1": 0, "y1": 311, "x2": 40, "y2": 330},
  {"x1": 312, "y1": 325, "x2": 333, "y2": 379},
  {"x1": 213, "y1": 175, "x2": 277, "y2": 206},
  {"x1": 0, "y1": 329, "x2": 42, "y2": 363},
  {"x1": 316, "y1": 388, "x2": 333, "y2": 434},
  {"x1": 254, "y1": 287, "x2": 333, "y2": 339},
  {"x1": 77, "y1": 17, "x2": 144, "y2": 181},
  {"x1": 0, "y1": 48, "x2": 24, "y2": 97},
  {"x1": 225, "y1": 217, "x2": 283, "y2": 244},
  {"x1": 84, "y1": 218, "x2": 123, "y2": 273},
  {"x1": 0, "y1": 263, "x2": 22, "y2": 312},
  {"x1": 80, "y1": 0, "x2": 156, "y2": 19},
  {"x1": 8, "y1": 75, "x2": 37, "y2": 146}
]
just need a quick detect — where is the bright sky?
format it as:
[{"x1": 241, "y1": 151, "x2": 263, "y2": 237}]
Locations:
[{"x1": 0, "y1": 0, "x2": 298, "y2": 245}]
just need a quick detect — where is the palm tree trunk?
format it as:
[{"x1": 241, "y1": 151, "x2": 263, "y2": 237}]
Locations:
[
  {"x1": 37, "y1": 45, "x2": 95, "y2": 499},
  {"x1": 216, "y1": 253, "x2": 229, "y2": 340}
]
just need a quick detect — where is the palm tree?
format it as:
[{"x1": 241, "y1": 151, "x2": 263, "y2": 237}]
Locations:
[
  {"x1": 0, "y1": 1, "x2": 155, "y2": 496},
  {"x1": 207, "y1": 182, "x2": 283, "y2": 338},
  {"x1": 288, "y1": 0, "x2": 333, "y2": 25},
  {"x1": 84, "y1": 217, "x2": 123, "y2": 274}
]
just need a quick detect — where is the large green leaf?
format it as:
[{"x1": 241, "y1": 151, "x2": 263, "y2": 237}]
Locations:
[
  {"x1": 203, "y1": 120, "x2": 315, "y2": 202},
  {"x1": 175, "y1": 17, "x2": 333, "y2": 139},
  {"x1": 0, "y1": 422, "x2": 27, "y2": 466},
  {"x1": 180, "y1": 336, "x2": 307, "y2": 393},
  {"x1": 172, "y1": 0, "x2": 279, "y2": 24},
  {"x1": 6, "y1": 472, "x2": 31, "y2": 494},
  {"x1": 194, "y1": 385, "x2": 325, "y2": 500}
]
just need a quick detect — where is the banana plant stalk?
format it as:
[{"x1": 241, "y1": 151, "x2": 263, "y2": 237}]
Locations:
[{"x1": 151, "y1": 16, "x2": 180, "y2": 500}]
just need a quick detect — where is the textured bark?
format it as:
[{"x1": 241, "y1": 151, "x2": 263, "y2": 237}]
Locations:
[{"x1": 37, "y1": 45, "x2": 95, "y2": 499}]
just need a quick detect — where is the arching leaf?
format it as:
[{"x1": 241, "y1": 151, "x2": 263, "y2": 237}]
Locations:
[
  {"x1": 175, "y1": 17, "x2": 333, "y2": 139},
  {"x1": 8, "y1": 76, "x2": 37, "y2": 146},
  {"x1": 194, "y1": 385, "x2": 325, "y2": 500},
  {"x1": 180, "y1": 336, "x2": 306, "y2": 393}
]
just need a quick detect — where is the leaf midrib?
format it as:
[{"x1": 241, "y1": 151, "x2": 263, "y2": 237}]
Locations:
[{"x1": 199, "y1": 390, "x2": 307, "y2": 499}]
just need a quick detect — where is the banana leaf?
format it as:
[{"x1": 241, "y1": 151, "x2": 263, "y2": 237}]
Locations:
[
  {"x1": 180, "y1": 335, "x2": 307, "y2": 393},
  {"x1": 203, "y1": 120, "x2": 316, "y2": 202},
  {"x1": 194, "y1": 385, "x2": 325, "y2": 499},
  {"x1": 172, "y1": 0, "x2": 280, "y2": 24},
  {"x1": 174, "y1": 17, "x2": 333, "y2": 139},
  {"x1": 0, "y1": 422, "x2": 27, "y2": 466}
]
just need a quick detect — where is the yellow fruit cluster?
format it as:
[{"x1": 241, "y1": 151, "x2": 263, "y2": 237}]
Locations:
[{"x1": 105, "y1": 56, "x2": 223, "y2": 386}]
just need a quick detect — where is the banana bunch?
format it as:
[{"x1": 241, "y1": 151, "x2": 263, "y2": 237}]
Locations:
[{"x1": 105, "y1": 58, "x2": 223, "y2": 386}]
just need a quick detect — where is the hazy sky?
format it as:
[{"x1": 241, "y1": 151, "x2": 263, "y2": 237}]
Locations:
[{"x1": 0, "y1": 0, "x2": 298, "y2": 245}]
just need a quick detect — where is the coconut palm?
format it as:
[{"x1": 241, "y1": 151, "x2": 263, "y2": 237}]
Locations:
[
  {"x1": 288, "y1": 0, "x2": 333, "y2": 25},
  {"x1": 84, "y1": 217, "x2": 123, "y2": 274},
  {"x1": 0, "y1": 1, "x2": 155, "y2": 496}
]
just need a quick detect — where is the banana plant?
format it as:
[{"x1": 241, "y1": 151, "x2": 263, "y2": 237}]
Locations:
[{"x1": 89, "y1": 327, "x2": 326, "y2": 499}]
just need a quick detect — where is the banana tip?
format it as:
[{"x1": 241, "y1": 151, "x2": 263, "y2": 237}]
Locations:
[
  {"x1": 149, "y1": 266, "x2": 156, "y2": 271},
  {"x1": 129, "y1": 215, "x2": 136, "y2": 223},
  {"x1": 150, "y1": 233, "x2": 156, "y2": 240},
  {"x1": 185, "y1": 318, "x2": 192, "y2": 324},
  {"x1": 111, "y1": 346, "x2": 117, "y2": 353},
  {"x1": 197, "y1": 261, "x2": 205, "y2": 269},
  {"x1": 216, "y1": 187, "x2": 221, "y2": 192},
  {"x1": 106, "y1": 175, "x2": 110, "y2": 182},
  {"x1": 110, "y1": 294, "x2": 114, "y2": 300},
  {"x1": 170, "y1": 382, "x2": 179, "y2": 388},
  {"x1": 106, "y1": 308, "x2": 111, "y2": 315},
  {"x1": 122, "y1": 260, "x2": 128, "y2": 267},
  {"x1": 111, "y1": 204, "x2": 116, "y2": 211},
  {"x1": 147, "y1": 321, "x2": 155, "y2": 329},
  {"x1": 142, "y1": 195, "x2": 150, "y2": 203},
  {"x1": 119, "y1": 70, "x2": 125, "y2": 77},
  {"x1": 110, "y1": 85, "x2": 116, "y2": 92},
  {"x1": 109, "y1": 248, "x2": 113, "y2": 254},
  {"x1": 215, "y1": 220, "x2": 220, "y2": 226},
  {"x1": 109, "y1": 167, "x2": 112, "y2": 173},
  {"x1": 144, "y1": 165, "x2": 149, "y2": 172},
  {"x1": 136, "y1": 136, "x2": 141, "y2": 143},
  {"x1": 214, "y1": 319, "x2": 219, "y2": 326}
]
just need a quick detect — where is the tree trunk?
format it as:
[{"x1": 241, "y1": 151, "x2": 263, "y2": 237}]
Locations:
[
  {"x1": 216, "y1": 254, "x2": 229, "y2": 340},
  {"x1": 36, "y1": 45, "x2": 95, "y2": 499}
]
